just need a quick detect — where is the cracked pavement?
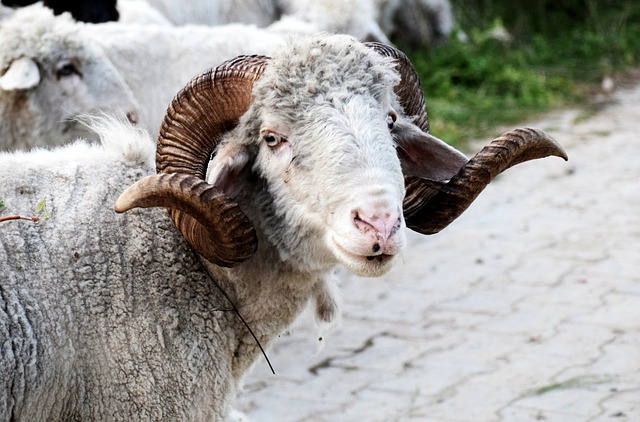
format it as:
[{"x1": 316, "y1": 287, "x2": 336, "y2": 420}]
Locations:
[{"x1": 234, "y1": 82, "x2": 640, "y2": 421}]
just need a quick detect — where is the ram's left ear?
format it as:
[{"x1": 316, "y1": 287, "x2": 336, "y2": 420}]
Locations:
[
  {"x1": 206, "y1": 141, "x2": 254, "y2": 199},
  {"x1": 394, "y1": 118, "x2": 469, "y2": 181}
]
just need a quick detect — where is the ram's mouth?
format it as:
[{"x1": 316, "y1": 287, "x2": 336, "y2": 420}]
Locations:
[{"x1": 331, "y1": 239, "x2": 396, "y2": 277}]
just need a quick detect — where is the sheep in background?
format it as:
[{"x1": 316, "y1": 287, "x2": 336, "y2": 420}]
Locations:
[
  {"x1": 141, "y1": 0, "x2": 278, "y2": 28},
  {"x1": 139, "y1": 0, "x2": 455, "y2": 46},
  {"x1": 0, "y1": 5, "x2": 140, "y2": 150},
  {"x1": 2, "y1": 0, "x2": 455, "y2": 47},
  {"x1": 0, "y1": 6, "x2": 313, "y2": 151},
  {"x1": 277, "y1": 0, "x2": 391, "y2": 43},
  {"x1": 116, "y1": 0, "x2": 171, "y2": 25},
  {"x1": 0, "y1": 33, "x2": 567, "y2": 420},
  {"x1": 376, "y1": 0, "x2": 455, "y2": 49}
]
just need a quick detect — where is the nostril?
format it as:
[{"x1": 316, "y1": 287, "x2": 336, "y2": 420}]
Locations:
[
  {"x1": 372, "y1": 243, "x2": 380, "y2": 253},
  {"x1": 353, "y1": 210, "x2": 370, "y2": 233}
]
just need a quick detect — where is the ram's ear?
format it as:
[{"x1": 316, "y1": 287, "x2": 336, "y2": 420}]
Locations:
[
  {"x1": 394, "y1": 118, "x2": 469, "y2": 181},
  {"x1": 206, "y1": 141, "x2": 254, "y2": 199},
  {"x1": 0, "y1": 57, "x2": 40, "y2": 91}
]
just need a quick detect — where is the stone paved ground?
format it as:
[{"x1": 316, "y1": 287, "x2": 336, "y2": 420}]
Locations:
[{"x1": 234, "y1": 82, "x2": 640, "y2": 421}]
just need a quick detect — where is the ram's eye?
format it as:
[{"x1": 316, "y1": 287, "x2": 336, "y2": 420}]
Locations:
[
  {"x1": 262, "y1": 132, "x2": 284, "y2": 147},
  {"x1": 386, "y1": 111, "x2": 397, "y2": 130}
]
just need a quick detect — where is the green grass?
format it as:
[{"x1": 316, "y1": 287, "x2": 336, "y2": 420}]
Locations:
[{"x1": 400, "y1": 0, "x2": 640, "y2": 148}]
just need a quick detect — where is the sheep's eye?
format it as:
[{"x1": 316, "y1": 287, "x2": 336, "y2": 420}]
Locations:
[
  {"x1": 263, "y1": 132, "x2": 282, "y2": 147},
  {"x1": 56, "y1": 60, "x2": 79, "y2": 79},
  {"x1": 386, "y1": 111, "x2": 397, "y2": 130}
]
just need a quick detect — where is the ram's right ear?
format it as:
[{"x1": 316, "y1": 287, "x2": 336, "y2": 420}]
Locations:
[
  {"x1": 0, "y1": 57, "x2": 40, "y2": 91},
  {"x1": 394, "y1": 118, "x2": 468, "y2": 181},
  {"x1": 206, "y1": 141, "x2": 253, "y2": 199}
]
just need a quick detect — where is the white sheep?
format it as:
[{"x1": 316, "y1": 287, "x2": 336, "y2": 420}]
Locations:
[
  {"x1": 0, "y1": 5, "x2": 141, "y2": 150},
  {"x1": 0, "y1": 34, "x2": 566, "y2": 420},
  {"x1": 276, "y1": 0, "x2": 391, "y2": 43},
  {"x1": 0, "y1": 6, "x2": 312, "y2": 151},
  {"x1": 139, "y1": 0, "x2": 278, "y2": 28},
  {"x1": 137, "y1": 0, "x2": 455, "y2": 46},
  {"x1": 123, "y1": 0, "x2": 390, "y2": 43},
  {"x1": 117, "y1": 0, "x2": 173, "y2": 25}
]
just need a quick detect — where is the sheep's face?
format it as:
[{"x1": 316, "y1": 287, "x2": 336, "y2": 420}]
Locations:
[
  {"x1": 0, "y1": 7, "x2": 139, "y2": 151},
  {"x1": 208, "y1": 36, "x2": 409, "y2": 276}
]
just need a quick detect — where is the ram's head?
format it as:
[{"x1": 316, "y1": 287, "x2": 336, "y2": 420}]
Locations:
[{"x1": 116, "y1": 35, "x2": 567, "y2": 276}]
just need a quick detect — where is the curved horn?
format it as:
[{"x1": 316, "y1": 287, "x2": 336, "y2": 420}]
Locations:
[
  {"x1": 364, "y1": 42, "x2": 429, "y2": 132},
  {"x1": 116, "y1": 55, "x2": 270, "y2": 267},
  {"x1": 156, "y1": 54, "x2": 270, "y2": 176},
  {"x1": 403, "y1": 128, "x2": 568, "y2": 235}
]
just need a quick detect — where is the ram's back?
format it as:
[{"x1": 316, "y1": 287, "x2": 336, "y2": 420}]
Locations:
[{"x1": 0, "y1": 128, "x2": 238, "y2": 420}]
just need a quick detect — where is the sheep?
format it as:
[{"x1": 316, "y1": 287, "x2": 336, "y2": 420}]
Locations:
[
  {"x1": 138, "y1": 0, "x2": 279, "y2": 27},
  {"x1": 118, "y1": 0, "x2": 389, "y2": 43},
  {"x1": 136, "y1": 0, "x2": 454, "y2": 46},
  {"x1": 0, "y1": 34, "x2": 567, "y2": 420},
  {"x1": 375, "y1": 0, "x2": 456, "y2": 49},
  {"x1": 276, "y1": 0, "x2": 456, "y2": 46},
  {"x1": 3, "y1": 0, "x2": 454, "y2": 47},
  {"x1": 0, "y1": 5, "x2": 141, "y2": 150},
  {"x1": 0, "y1": 6, "x2": 311, "y2": 151}
]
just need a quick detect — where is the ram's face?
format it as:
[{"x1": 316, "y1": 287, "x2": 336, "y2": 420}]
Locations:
[{"x1": 251, "y1": 91, "x2": 406, "y2": 276}]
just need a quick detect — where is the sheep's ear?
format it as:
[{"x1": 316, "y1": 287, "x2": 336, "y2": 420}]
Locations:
[
  {"x1": 394, "y1": 118, "x2": 468, "y2": 181},
  {"x1": 0, "y1": 57, "x2": 40, "y2": 91},
  {"x1": 206, "y1": 141, "x2": 253, "y2": 199}
]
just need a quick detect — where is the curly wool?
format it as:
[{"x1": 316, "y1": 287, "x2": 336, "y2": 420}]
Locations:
[{"x1": 241, "y1": 34, "x2": 400, "y2": 141}]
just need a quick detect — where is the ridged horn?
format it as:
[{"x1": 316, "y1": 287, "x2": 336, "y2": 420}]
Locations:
[
  {"x1": 403, "y1": 128, "x2": 568, "y2": 234},
  {"x1": 116, "y1": 55, "x2": 270, "y2": 267},
  {"x1": 156, "y1": 55, "x2": 270, "y2": 176},
  {"x1": 364, "y1": 42, "x2": 429, "y2": 132}
]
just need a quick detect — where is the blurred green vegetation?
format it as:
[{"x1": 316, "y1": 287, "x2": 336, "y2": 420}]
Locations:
[{"x1": 401, "y1": 0, "x2": 640, "y2": 147}]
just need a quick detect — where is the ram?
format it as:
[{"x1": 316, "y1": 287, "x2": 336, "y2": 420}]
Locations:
[
  {"x1": 0, "y1": 34, "x2": 566, "y2": 420},
  {"x1": 0, "y1": 6, "x2": 309, "y2": 151}
]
